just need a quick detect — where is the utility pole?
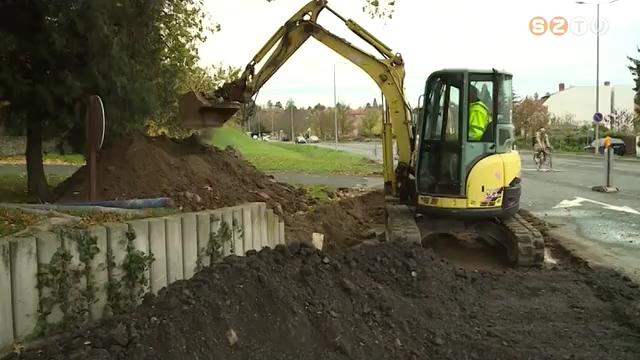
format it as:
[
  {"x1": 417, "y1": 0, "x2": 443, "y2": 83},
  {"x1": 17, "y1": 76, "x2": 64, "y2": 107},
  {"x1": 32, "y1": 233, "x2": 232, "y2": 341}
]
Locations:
[
  {"x1": 576, "y1": 0, "x2": 621, "y2": 154},
  {"x1": 595, "y1": 3, "x2": 600, "y2": 154},
  {"x1": 290, "y1": 105, "x2": 294, "y2": 142},
  {"x1": 334, "y1": 64, "x2": 338, "y2": 149}
]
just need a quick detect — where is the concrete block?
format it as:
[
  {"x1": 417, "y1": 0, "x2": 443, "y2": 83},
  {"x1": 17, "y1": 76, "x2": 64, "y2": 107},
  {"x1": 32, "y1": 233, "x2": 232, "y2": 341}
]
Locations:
[
  {"x1": 232, "y1": 209, "x2": 244, "y2": 256},
  {"x1": 250, "y1": 204, "x2": 261, "y2": 251},
  {"x1": 148, "y1": 219, "x2": 167, "y2": 294},
  {"x1": 279, "y1": 221, "x2": 285, "y2": 245},
  {"x1": 35, "y1": 231, "x2": 63, "y2": 325},
  {"x1": 127, "y1": 220, "x2": 151, "y2": 295},
  {"x1": 63, "y1": 231, "x2": 88, "y2": 314},
  {"x1": 165, "y1": 217, "x2": 184, "y2": 283},
  {"x1": 87, "y1": 226, "x2": 108, "y2": 320},
  {"x1": 209, "y1": 215, "x2": 222, "y2": 265},
  {"x1": 10, "y1": 237, "x2": 39, "y2": 339},
  {"x1": 273, "y1": 216, "x2": 280, "y2": 247},
  {"x1": 106, "y1": 223, "x2": 128, "y2": 284},
  {"x1": 266, "y1": 209, "x2": 275, "y2": 248},
  {"x1": 196, "y1": 213, "x2": 211, "y2": 269},
  {"x1": 258, "y1": 203, "x2": 268, "y2": 249},
  {"x1": 242, "y1": 206, "x2": 253, "y2": 255},
  {"x1": 221, "y1": 210, "x2": 234, "y2": 256},
  {"x1": 181, "y1": 213, "x2": 198, "y2": 279},
  {"x1": 0, "y1": 241, "x2": 13, "y2": 350}
]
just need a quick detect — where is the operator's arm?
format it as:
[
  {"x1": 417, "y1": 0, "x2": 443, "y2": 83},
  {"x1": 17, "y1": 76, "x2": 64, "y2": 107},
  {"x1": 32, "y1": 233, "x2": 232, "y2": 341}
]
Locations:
[{"x1": 544, "y1": 135, "x2": 551, "y2": 148}]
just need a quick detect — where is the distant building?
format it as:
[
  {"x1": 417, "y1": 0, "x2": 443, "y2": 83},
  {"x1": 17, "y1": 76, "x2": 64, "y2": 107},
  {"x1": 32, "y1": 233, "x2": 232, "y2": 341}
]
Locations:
[{"x1": 543, "y1": 82, "x2": 635, "y2": 125}]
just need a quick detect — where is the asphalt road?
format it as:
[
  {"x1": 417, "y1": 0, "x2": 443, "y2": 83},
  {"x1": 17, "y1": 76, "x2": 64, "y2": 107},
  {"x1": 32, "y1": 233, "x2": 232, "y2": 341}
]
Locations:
[{"x1": 520, "y1": 151, "x2": 640, "y2": 279}]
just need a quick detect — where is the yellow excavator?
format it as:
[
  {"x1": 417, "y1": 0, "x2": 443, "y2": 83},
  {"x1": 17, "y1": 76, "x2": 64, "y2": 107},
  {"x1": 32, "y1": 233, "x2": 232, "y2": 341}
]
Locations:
[{"x1": 179, "y1": 0, "x2": 545, "y2": 266}]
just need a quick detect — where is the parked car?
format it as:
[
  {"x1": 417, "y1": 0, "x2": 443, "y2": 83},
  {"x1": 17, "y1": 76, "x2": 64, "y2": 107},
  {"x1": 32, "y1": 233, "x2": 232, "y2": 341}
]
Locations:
[
  {"x1": 295, "y1": 136, "x2": 307, "y2": 144},
  {"x1": 307, "y1": 135, "x2": 320, "y2": 143},
  {"x1": 583, "y1": 138, "x2": 626, "y2": 156}
]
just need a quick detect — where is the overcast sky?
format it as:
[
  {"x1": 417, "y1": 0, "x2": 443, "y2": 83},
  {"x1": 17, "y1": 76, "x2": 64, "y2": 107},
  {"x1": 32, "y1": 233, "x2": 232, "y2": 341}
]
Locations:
[{"x1": 199, "y1": 0, "x2": 639, "y2": 108}]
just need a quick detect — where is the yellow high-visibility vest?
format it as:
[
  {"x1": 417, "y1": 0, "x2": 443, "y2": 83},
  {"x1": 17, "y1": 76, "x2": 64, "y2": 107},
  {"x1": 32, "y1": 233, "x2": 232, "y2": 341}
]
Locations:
[{"x1": 469, "y1": 101, "x2": 490, "y2": 141}]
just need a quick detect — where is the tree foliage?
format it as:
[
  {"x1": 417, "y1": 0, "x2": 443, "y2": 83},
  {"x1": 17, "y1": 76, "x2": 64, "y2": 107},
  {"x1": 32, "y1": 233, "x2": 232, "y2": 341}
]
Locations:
[
  {"x1": 336, "y1": 102, "x2": 353, "y2": 137},
  {"x1": 361, "y1": 108, "x2": 382, "y2": 137},
  {"x1": 629, "y1": 49, "x2": 640, "y2": 123},
  {"x1": 605, "y1": 108, "x2": 636, "y2": 134},
  {"x1": 0, "y1": 0, "x2": 213, "y2": 199},
  {"x1": 513, "y1": 97, "x2": 550, "y2": 137}
]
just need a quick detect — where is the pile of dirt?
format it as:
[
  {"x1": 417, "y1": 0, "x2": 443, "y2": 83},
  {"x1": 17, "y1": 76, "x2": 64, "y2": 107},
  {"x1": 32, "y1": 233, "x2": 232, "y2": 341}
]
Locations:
[
  {"x1": 53, "y1": 135, "x2": 311, "y2": 215},
  {"x1": 287, "y1": 191, "x2": 385, "y2": 250},
  {"x1": 12, "y1": 241, "x2": 640, "y2": 360},
  {"x1": 53, "y1": 134, "x2": 386, "y2": 246}
]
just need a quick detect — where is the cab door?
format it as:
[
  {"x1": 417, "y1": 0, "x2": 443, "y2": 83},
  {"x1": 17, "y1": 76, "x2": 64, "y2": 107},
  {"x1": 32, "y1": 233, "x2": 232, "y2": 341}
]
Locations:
[{"x1": 417, "y1": 73, "x2": 463, "y2": 196}]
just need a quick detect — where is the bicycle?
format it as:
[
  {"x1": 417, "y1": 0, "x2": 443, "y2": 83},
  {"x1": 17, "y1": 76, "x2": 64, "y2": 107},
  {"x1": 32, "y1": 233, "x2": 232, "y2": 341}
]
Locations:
[{"x1": 533, "y1": 148, "x2": 552, "y2": 171}]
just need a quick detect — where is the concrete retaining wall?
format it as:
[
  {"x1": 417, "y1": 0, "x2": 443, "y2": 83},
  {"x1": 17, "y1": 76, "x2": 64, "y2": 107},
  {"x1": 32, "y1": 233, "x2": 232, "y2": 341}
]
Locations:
[{"x1": 0, "y1": 202, "x2": 284, "y2": 352}]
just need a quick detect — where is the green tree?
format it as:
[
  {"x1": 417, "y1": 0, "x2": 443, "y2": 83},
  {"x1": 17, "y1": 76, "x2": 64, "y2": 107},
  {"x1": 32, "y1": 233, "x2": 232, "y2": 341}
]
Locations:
[
  {"x1": 629, "y1": 49, "x2": 640, "y2": 128},
  {"x1": 0, "y1": 0, "x2": 210, "y2": 200},
  {"x1": 361, "y1": 108, "x2": 382, "y2": 137},
  {"x1": 335, "y1": 102, "x2": 352, "y2": 137}
]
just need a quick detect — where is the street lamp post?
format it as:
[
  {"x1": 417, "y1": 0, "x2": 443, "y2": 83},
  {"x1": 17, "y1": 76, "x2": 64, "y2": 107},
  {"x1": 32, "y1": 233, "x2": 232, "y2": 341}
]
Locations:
[
  {"x1": 576, "y1": 0, "x2": 620, "y2": 154},
  {"x1": 333, "y1": 64, "x2": 338, "y2": 149}
]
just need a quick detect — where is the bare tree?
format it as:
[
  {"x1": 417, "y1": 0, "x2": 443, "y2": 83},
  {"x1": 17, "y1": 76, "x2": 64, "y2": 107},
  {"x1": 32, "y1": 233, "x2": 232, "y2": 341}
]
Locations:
[{"x1": 605, "y1": 108, "x2": 635, "y2": 134}]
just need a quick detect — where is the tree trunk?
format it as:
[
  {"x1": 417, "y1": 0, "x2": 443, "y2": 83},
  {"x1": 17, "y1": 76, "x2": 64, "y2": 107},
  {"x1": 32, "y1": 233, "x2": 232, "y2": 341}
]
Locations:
[{"x1": 26, "y1": 120, "x2": 49, "y2": 201}]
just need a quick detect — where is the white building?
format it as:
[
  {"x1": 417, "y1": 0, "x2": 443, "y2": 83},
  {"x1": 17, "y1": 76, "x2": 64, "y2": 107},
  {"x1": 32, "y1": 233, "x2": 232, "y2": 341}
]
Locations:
[{"x1": 543, "y1": 82, "x2": 635, "y2": 125}]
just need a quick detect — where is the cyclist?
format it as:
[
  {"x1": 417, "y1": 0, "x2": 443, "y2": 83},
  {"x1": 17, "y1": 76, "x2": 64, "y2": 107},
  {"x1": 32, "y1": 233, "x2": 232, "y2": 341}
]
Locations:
[{"x1": 534, "y1": 127, "x2": 552, "y2": 165}]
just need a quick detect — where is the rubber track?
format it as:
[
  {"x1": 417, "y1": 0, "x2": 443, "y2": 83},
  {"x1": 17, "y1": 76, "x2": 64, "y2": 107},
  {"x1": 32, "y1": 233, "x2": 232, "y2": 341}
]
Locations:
[{"x1": 502, "y1": 213, "x2": 545, "y2": 266}]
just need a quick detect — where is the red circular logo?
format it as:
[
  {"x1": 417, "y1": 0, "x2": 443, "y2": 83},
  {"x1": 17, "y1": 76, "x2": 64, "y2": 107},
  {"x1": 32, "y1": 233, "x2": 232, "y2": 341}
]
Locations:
[{"x1": 529, "y1": 16, "x2": 548, "y2": 36}]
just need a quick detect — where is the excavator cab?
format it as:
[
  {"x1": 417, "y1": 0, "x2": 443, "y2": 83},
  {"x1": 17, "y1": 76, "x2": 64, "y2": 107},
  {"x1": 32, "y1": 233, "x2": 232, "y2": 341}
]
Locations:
[{"x1": 416, "y1": 69, "x2": 520, "y2": 218}]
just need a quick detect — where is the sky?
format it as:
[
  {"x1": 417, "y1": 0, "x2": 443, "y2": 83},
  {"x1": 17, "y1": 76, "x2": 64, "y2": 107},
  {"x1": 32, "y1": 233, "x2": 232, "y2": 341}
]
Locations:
[{"x1": 199, "y1": 0, "x2": 640, "y2": 108}]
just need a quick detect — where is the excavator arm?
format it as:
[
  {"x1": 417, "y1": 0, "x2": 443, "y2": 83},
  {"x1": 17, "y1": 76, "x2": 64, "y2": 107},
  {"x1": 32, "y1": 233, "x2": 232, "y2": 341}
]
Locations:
[{"x1": 179, "y1": 0, "x2": 414, "y2": 197}]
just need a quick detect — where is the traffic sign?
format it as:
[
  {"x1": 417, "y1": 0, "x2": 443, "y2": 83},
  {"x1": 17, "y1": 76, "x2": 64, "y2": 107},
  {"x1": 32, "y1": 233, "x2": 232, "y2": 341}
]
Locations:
[
  {"x1": 86, "y1": 95, "x2": 105, "y2": 151},
  {"x1": 593, "y1": 112, "x2": 603, "y2": 123}
]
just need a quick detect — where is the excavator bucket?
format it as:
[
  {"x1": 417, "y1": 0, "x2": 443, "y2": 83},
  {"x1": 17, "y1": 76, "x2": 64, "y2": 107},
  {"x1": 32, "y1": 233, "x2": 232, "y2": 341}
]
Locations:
[{"x1": 178, "y1": 91, "x2": 242, "y2": 129}]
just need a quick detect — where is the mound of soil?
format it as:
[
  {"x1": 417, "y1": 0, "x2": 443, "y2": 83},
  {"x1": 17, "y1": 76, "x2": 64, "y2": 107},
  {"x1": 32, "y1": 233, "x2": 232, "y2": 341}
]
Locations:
[
  {"x1": 287, "y1": 191, "x2": 385, "y2": 250},
  {"x1": 13, "y1": 241, "x2": 640, "y2": 360},
  {"x1": 53, "y1": 135, "x2": 310, "y2": 215},
  {"x1": 53, "y1": 134, "x2": 386, "y2": 247}
]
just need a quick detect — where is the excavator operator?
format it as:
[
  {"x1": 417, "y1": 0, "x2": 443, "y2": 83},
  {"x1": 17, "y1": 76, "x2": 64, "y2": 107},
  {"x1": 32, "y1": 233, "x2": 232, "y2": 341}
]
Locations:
[{"x1": 468, "y1": 86, "x2": 491, "y2": 141}]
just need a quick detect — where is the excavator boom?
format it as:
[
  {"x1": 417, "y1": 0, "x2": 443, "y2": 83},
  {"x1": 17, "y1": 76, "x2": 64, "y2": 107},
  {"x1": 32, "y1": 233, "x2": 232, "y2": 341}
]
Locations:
[{"x1": 179, "y1": 0, "x2": 413, "y2": 196}]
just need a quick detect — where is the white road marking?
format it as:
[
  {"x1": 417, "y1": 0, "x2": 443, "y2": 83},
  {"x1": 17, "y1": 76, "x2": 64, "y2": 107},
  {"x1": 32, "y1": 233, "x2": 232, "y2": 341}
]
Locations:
[
  {"x1": 522, "y1": 168, "x2": 563, "y2": 172},
  {"x1": 553, "y1": 196, "x2": 640, "y2": 215}
]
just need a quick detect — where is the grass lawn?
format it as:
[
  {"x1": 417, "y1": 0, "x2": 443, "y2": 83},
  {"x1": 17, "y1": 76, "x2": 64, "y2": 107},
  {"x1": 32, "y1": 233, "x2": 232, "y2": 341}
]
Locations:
[
  {"x1": 0, "y1": 153, "x2": 85, "y2": 165},
  {"x1": 300, "y1": 184, "x2": 335, "y2": 203},
  {"x1": 211, "y1": 127, "x2": 380, "y2": 175},
  {"x1": 0, "y1": 173, "x2": 68, "y2": 203}
]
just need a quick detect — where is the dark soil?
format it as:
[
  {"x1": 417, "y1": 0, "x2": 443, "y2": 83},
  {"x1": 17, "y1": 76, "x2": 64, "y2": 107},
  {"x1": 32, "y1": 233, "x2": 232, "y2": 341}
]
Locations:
[
  {"x1": 287, "y1": 191, "x2": 385, "y2": 249},
  {"x1": 11, "y1": 240, "x2": 640, "y2": 360},
  {"x1": 52, "y1": 134, "x2": 311, "y2": 215}
]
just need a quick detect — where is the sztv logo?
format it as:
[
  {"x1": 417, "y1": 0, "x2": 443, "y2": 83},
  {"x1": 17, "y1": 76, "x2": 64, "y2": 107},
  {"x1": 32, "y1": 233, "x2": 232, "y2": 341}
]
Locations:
[{"x1": 529, "y1": 16, "x2": 609, "y2": 36}]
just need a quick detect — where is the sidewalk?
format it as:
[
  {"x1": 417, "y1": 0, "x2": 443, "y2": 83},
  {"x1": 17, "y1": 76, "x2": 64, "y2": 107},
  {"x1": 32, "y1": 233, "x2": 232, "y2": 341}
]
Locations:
[{"x1": 518, "y1": 149, "x2": 640, "y2": 162}]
